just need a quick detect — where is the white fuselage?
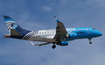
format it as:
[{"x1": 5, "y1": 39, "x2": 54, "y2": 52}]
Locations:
[{"x1": 28, "y1": 29, "x2": 56, "y2": 42}]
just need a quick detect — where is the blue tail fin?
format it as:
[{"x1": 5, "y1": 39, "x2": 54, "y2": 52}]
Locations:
[
  {"x1": 4, "y1": 16, "x2": 30, "y2": 36},
  {"x1": 4, "y1": 16, "x2": 17, "y2": 32}
]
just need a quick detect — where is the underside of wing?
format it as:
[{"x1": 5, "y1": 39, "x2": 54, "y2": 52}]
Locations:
[
  {"x1": 54, "y1": 16, "x2": 67, "y2": 40},
  {"x1": 35, "y1": 42, "x2": 50, "y2": 46},
  {"x1": 30, "y1": 41, "x2": 51, "y2": 46}
]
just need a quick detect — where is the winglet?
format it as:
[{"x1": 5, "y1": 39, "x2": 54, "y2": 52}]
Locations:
[{"x1": 54, "y1": 16, "x2": 60, "y2": 22}]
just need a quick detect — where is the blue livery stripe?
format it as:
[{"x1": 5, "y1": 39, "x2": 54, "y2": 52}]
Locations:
[
  {"x1": 12, "y1": 24, "x2": 18, "y2": 29},
  {"x1": 4, "y1": 16, "x2": 15, "y2": 22}
]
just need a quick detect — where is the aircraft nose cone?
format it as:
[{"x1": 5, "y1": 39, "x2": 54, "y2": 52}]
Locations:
[
  {"x1": 95, "y1": 31, "x2": 102, "y2": 36},
  {"x1": 98, "y1": 32, "x2": 102, "y2": 36}
]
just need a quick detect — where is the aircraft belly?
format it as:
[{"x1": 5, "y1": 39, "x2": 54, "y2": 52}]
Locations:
[{"x1": 28, "y1": 34, "x2": 56, "y2": 42}]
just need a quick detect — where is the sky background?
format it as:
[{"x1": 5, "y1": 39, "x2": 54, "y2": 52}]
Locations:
[{"x1": 0, "y1": 0, "x2": 105, "y2": 65}]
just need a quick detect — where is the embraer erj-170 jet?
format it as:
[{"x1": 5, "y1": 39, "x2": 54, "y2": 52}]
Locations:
[{"x1": 3, "y1": 16, "x2": 102, "y2": 49}]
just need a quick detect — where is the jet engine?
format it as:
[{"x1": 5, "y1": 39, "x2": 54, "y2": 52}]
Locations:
[
  {"x1": 60, "y1": 41, "x2": 68, "y2": 46},
  {"x1": 57, "y1": 41, "x2": 68, "y2": 46}
]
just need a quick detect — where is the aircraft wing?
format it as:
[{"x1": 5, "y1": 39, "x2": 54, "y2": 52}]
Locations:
[
  {"x1": 30, "y1": 41, "x2": 50, "y2": 46},
  {"x1": 54, "y1": 16, "x2": 67, "y2": 39}
]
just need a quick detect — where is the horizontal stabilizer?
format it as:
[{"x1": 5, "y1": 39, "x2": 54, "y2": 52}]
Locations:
[{"x1": 4, "y1": 34, "x2": 10, "y2": 39}]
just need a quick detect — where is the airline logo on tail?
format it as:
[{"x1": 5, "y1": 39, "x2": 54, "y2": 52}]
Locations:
[
  {"x1": 4, "y1": 16, "x2": 17, "y2": 32},
  {"x1": 4, "y1": 16, "x2": 30, "y2": 37}
]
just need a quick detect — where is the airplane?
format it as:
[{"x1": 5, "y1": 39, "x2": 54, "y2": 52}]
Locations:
[{"x1": 3, "y1": 16, "x2": 102, "y2": 49}]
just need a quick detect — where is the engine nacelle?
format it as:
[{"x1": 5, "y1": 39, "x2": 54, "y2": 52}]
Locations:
[{"x1": 60, "y1": 41, "x2": 68, "y2": 46}]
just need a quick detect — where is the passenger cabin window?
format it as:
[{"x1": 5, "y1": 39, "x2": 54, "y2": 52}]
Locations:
[
  {"x1": 93, "y1": 28, "x2": 95, "y2": 30},
  {"x1": 82, "y1": 29, "x2": 83, "y2": 31}
]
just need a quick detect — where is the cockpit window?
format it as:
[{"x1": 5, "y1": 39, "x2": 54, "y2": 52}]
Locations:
[{"x1": 93, "y1": 28, "x2": 95, "y2": 30}]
